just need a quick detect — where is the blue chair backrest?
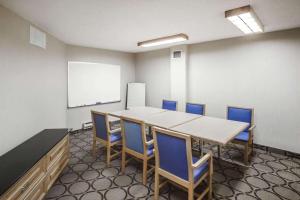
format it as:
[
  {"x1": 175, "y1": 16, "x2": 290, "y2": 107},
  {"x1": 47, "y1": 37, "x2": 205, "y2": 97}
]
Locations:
[
  {"x1": 186, "y1": 103, "x2": 205, "y2": 115},
  {"x1": 92, "y1": 112, "x2": 108, "y2": 141},
  {"x1": 227, "y1": 107, "x2": 252, "y2": 130},
  {"x1": 123, "y1": 120, "x2": 144, "y2": 154},
  {"x1": 155, "y1": 131, "x2": 189, "y2": 181},
  {"x1": 162, "y1": 100, "x2": 177, "y2": 111}
]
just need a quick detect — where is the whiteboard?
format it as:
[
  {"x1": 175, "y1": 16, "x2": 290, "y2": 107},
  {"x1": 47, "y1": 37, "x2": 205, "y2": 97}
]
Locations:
[
  {"x1": 68, "y1": 61, "x2": 120, "y2": 108},
  {"x1": 126, "y1": 83, "x2": 146, "y2": 109}
]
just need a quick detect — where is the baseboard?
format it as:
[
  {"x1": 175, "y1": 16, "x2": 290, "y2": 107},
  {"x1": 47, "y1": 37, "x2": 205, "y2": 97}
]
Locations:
[{"x1": 254, "y1": 143, "x2": 300, "y2": 158}]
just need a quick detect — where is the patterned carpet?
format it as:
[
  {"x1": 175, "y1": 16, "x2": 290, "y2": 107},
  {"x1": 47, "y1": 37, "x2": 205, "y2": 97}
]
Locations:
[{"x1": 45, "y1": 130, "x2": 300, "y2": 200}]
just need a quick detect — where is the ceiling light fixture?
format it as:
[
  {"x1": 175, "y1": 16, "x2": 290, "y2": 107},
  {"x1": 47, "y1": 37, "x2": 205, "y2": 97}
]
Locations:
[
  {"x1": 137, "y1": 33, "x2": 188, "y2": 47},
  {"x1": 225, "y1": 5, "x2": 263, "y2": 34}
]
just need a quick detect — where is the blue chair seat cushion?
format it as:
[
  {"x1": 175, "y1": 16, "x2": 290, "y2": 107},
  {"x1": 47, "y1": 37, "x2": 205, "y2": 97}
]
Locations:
[
  {"x1": 146, "y1": 135, "x2": 154, "y2": 156},
  {"x1": 110, "y1": 131, "x2": 122, "y2": 142},
  {"x1": 146, "y1": 135, "x2": 154, "y2": 149},
  {"x1": 192, "y1": 157, "x2": 208, "y2": 183},
  {"x1": 147, "y1": 146, "x2": 154, "y2": 156},
  {"x1": 234, "y1": 131, "x2": 249, "y2": 142}
]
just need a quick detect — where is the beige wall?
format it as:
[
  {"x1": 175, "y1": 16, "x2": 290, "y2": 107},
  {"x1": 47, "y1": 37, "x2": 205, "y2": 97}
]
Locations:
[
  {"x1": 135, "y1": 29, "x2": 300, "y2": 154},
  {"x1": 135, "y1": 48, "x2": 170, "y2": 108},
  {"x1": 1, "y1": 3, "x2": 300, "y2": 155},
  {"x1": 0, "y1": 5, "x2": 136, "y2": 155},
  {"x1": 188, "y1": 29, "x2": 300, "y2": 154},
  {"x1": 66, "y1": 45, "x2": 135, "y2": 130},
  {"x1": 0, "y1": 6, "x2": 67, "y2": 155}
]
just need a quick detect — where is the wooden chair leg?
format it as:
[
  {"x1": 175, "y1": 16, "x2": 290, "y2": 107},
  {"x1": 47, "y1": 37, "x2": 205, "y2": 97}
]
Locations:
[
  {"x1": 92, "y1": 137, "x2": 96, "y2": 157},
  {"x1": 208, "y1": 172, "x2": 213, "y2": 199},
  {"x1": 154, "y1": 171, "x2": 159, "y2": 200},
  {"x1": 121, "y1": 150, "x2": 126, "y2": 174},
  {"x1": 142, "y1": 159, "x2": 148, "y2": 185},
  {"x1": 107, "y1": 144, "x2": 111, "y2": 166},
  {"x1": 249, "y1": 141, "x2": 253, "y2": 161},
  {"x1": 188, "y1": 186, "x2": 194, "y2": 200},
  {"x1": 251, "y1": 140, "x2": 254, "y2": 156},
  {"x1": 244, "y1": 143, "x2": 249, "y2": 165}
]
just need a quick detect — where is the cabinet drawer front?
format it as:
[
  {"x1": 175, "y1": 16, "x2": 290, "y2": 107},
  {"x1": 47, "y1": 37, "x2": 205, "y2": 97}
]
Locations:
[
  {"x1": 3, "y1": 158, "x2": 45, "y2": 200},
  {"x1": 47, "y1": 135, "x2": 69, "y2": 169},
  {"x1": 24, "y1": 178, "x2": 46, "y2": 200},
  {"x1": 46, "y1": 155, "x2": 69, "y2": 191}
]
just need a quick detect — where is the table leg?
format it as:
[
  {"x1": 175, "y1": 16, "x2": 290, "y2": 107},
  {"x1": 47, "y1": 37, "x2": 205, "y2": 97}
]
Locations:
[
  {"x1": 217, "y1": 145, "x2": 221, "y2": 158},
  {"x1": 148, "y1": 126, "x2": 152, "y2": 136},
  {"x1": 201, "y1": 140, "x2": 204, "y2": 157}
]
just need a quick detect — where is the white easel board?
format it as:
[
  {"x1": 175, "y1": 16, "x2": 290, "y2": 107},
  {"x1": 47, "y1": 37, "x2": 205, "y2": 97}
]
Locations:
[{"x1": 126, "y1": 83, "x2": 146, "y2": 109}]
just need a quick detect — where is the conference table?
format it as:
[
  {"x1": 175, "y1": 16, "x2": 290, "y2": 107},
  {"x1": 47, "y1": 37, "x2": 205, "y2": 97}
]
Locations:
[
  {"x1": 109, "y1": 106, "x2": 166, "y2": 121},
  {"x1": 107, "y1": 106, "x2": 248, "y2": 155}
]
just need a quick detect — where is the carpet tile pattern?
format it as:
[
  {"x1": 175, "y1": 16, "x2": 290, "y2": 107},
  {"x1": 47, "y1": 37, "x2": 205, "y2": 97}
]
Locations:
[{"x1": 45, "y1": 130, "x2": 300, "y2": 200}]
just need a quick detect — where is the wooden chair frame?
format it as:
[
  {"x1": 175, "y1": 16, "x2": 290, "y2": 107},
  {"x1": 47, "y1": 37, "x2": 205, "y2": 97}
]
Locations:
[
  {"x1": 162, "y1": 99, "x2": 178, "y2": 111},
  {"x1": 219, "y1": 106, "x2": 256, "y2": 164},
  {"x1": 91, "y1": 110, "x2": 122, "y2": 166},
  {"x1": 120, "y1": 116, "x2": 155, "y2": 185},
  {"x1": 152, "y1": 127, "x2": 213, "y2": 200}
]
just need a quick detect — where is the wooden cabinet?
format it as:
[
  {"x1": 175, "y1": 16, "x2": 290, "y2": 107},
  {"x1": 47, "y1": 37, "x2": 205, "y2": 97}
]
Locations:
[
  {"x1": 46, "y1": 136, "x2": 69, "y2": 170},
  {"x1": 45, "y1": 136, "x2": 69, "y2": 191},
  {"x1": 45, "y1": 155, "x2": 69, "y2": 192},
  {"x1": 0, "y1": 135, "x2": 69, "y2": 200},
  {"x1": 1, "y1": 158, "x2": 45, "y2": 200},
  {"x1": 24, "y1": 179, "x2": 46, "y2": 200}
]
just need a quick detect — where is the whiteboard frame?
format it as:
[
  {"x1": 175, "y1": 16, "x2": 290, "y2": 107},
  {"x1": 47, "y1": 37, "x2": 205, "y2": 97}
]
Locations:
[{"x1": 67, "y1": 61, "x2": 121, "y2": 109}]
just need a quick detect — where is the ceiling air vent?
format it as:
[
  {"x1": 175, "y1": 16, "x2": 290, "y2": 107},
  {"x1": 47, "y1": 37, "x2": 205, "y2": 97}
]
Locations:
[
  {"x1": 173, "y1": 51, "x2": 181, "y2": 58},
  {"x1": 30, "y1": 25, "x2": 46, "y2": 49}
]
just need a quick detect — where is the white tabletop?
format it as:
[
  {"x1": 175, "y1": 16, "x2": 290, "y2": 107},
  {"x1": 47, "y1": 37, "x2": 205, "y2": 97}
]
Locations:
[
  {"x1": 108, "y1": 106, "x2": 248, "y2": 145},
  {"x1": 109, "y1": 107, "x2": 201, "y2": 128},
  {"x1": 171, "y1": 116, "x2": 248, "y2": 145},
  {"x1": 107, "y1": 115, "x2": 120, "y2": 123},
  {"x1": 146, "y1": 110, "x2": 202, "y2": 128},
  {"x1": 109, "y1": 106, "x2": 166, "y2": 121},
  {"x1": 128, "y1": 106, "x2": 166, "y2": 114}
]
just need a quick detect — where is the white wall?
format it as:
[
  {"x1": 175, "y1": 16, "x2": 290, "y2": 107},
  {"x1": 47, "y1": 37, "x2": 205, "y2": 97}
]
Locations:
[
  {"x1": 135, "y1": 49, "x2": 170, "y2": 108},
  {"x1": 0, "y1": 6, "x2": 67, "y2": 155},
  {"x1": 135, "y1": 29, "x2": 300, "y2": 154},
  {"x1": 1, "y1": 3, "x2": 300, "y2": 155},
  {"x1": 188, "y1": 29, "x2": 300, "y2": 153},
  {"x1": 170, "y1": 45, "x2": 188, "y2": 111},
  {"x1": 66, "y1": 45, "x2": 135, "y2": 130}
]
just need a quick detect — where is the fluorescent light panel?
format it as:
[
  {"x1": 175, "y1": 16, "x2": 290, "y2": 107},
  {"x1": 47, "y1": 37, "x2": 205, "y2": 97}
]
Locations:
[
  {"x1": 225, "y1": 5, "x2": 263, "y2": 34},
  {"x1": 138, "y1": 33, "x2": 188, "y2": 47}
]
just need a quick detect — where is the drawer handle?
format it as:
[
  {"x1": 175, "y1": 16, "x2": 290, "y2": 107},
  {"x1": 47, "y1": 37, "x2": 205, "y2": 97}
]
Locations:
[
  {"x1": 50, "y1": 142, "x2": 66, "y2": 161},
  {"x1": 20, "y1": 182, "x2": 30, "y2": 194},
  {"x1": 50, "y1": 156, "x2": 67, "y2": 180}
]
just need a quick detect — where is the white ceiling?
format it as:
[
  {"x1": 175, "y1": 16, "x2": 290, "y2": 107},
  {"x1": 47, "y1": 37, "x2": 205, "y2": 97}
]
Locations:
[{"x1": 1, "y1": 0, "x2": 300, "y2": 52}]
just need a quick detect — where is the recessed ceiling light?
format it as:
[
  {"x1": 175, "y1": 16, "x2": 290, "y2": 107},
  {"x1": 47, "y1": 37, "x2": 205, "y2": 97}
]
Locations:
[
  {"x1": 138, "y1": 33, "x2": 188, "y2": 47},
  {"x1": 225, "y1": 5, "x2": 263, "y2": 34}
]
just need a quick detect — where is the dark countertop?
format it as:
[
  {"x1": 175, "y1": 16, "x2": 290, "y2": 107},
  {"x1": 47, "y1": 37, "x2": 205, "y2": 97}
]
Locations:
[{"x1": 0, "y1": 129, "x2": 68, "y2": 196}]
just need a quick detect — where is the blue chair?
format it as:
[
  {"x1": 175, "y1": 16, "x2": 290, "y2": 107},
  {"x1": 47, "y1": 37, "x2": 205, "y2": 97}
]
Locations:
[
  {"x1": 121, "y1": 117, "x2": 154, "y2": 185},
  {"x1": 91, "y1": 110, "x2": 122, "y2": 166},
  {"x1": 162, "y1": 99, "x2": 177, "y2": 111},
  {"x1": 152, "y1": 127, "x2": 213, "y2": 200},
  {"x1": 186, "y1": 103, "x2": 206, "y2": 152},
  {"x1": 227, "y1": 106, "x2": 255, "y2": 164},
  {"x1": 186, "y1": 103, "x2": 206, "y2": 115}
]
